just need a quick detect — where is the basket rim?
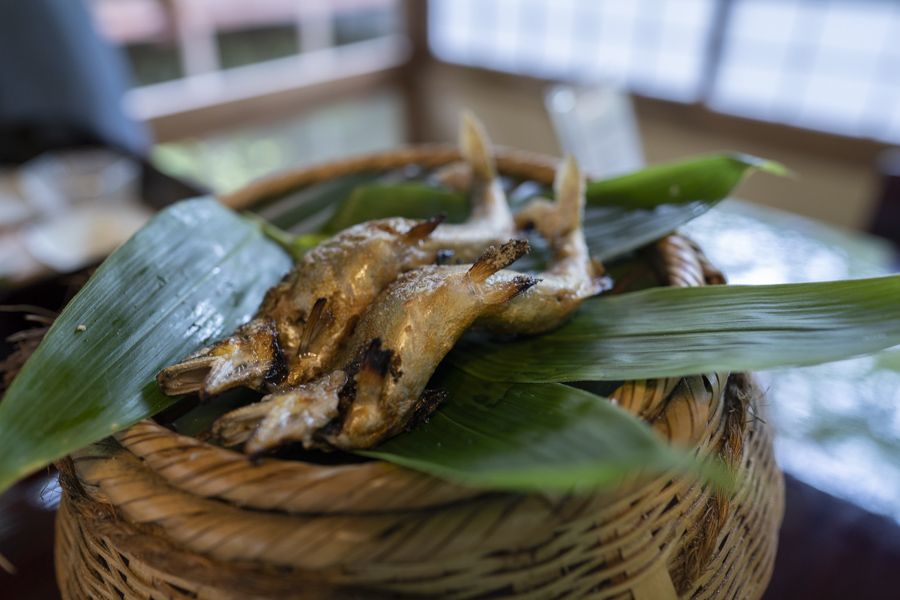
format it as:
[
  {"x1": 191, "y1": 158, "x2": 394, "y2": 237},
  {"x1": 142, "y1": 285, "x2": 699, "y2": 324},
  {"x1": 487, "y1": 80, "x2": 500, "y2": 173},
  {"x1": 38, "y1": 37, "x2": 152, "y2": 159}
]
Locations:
[{"x1": 218, "y1": 143, "x2": 561, "y2": 211}]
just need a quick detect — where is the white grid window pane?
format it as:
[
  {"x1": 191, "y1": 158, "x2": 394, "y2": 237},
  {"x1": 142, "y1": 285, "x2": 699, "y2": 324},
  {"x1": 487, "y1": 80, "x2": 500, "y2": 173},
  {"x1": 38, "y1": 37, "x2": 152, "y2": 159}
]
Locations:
[
  {"x1": 711, "y1": 0, "x2": 806, "y2": 120},
  {"x1": 428, "y1": 0, "x2": 474, "y2": 64},
  {"x1": 801, "y1": 74, "x2": 872, "y2": 137},
  {"x1": 819, "y1": 3, "x2": 892, "y2": 54},
  {"x1": 537, "y1": 0, "x2": 577, "y2": 76},
  {"x1": 711, "y1": 0, "x2": 900, "y2": 143},
  {"x1": 428, "y1": 0, "x2": 717, "y2": 102},
  {"x1": 431, "y1": 0, "x2": 900, "y2": 145},
  {"x1": 727, "y1": 0, "x2": 799, "y2": 43},
  {"x1": 888, "y1": 111, "x2": 900, "y2": 143}
]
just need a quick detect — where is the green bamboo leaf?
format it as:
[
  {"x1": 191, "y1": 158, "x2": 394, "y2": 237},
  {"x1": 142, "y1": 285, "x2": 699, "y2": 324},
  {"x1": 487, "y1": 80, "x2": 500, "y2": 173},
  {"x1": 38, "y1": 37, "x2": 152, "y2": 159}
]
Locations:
[
  {"x1": 0, "y1": 199, "x2": 292, "y2": 494},
  {"x1": 452, "y1": 277, "x2": 900, "y2": 382},
  {"x1": 250, "y1": 180, "x2": 470, "y2": 261},
  {"x1": 252, "y1": 172, "x2": 381, "y2": 232},
  {"x1": 0, "y1": 153, "x2": 790, "y2": 496},
  {"x1": 258, "y1": 153, "x2": 782, "y2": 263},
  {"x1": 584, "y1": 153, "x2": 786, "y2": 259},
  {"x1": 585, "y1": 152, "x2": 787, "y2": 208},
  {"x1": 290, "y1": 153, "x2": 782, "y2": 261},
  {"x1": 319, "y1": 182, "x2": 469, "y2": 234},
  {"x1": 362, "y1": 366, "x2": 681, "y2": 492},
  {"x1": 584, "y1": 203, "x2": 709, "y2": 260}
]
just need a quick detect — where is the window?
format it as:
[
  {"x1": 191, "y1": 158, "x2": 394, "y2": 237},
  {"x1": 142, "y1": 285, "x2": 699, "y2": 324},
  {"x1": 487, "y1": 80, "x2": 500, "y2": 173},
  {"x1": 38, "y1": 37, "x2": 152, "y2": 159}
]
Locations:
[
  {"x1": 86, "y1": 0, "x2": 404, "y2": 121},
  {"x1": 430, "y1": 0, "x2": 717, "y2": 102},
  {"x1": 429, "y1": 0, "x2": 900, "y2": 143},
  {"x1": 711, "y1": 0, "x2": 900, "y2": 142}
]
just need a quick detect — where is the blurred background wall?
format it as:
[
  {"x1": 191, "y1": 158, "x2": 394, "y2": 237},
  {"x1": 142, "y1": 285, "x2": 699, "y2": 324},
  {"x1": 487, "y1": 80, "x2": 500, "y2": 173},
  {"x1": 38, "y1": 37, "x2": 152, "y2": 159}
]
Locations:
[{"x1": 66, "y1": 0, "x2": 899, "y2": 235}]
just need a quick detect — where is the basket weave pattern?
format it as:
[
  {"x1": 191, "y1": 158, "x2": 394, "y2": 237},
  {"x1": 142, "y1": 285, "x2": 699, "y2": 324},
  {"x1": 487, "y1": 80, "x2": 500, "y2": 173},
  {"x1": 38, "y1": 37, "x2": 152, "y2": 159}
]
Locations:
[{"x1": 54, "y1": 149, "x2": 784, "y2": 600}]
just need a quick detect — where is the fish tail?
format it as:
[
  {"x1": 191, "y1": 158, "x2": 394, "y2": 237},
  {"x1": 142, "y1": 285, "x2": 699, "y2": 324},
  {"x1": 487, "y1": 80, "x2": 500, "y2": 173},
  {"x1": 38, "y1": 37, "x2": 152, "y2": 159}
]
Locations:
[
  {"x1": 402, "y1": 214, "x2": 446, "y2": 244},
  {"x1": 554, "y1": 155, "x2": 585, "y2": 230},
  {"x1": 482, "y1": 274, "x2": 541, "y2": 304},
  {"x1": 466, "y1": 239, "x2": 530, "y2": 283},
  {"x1": 460, "y1": 110, "x2": 496, "y2": 180},
  {"x1": 514, "y1": 156, "x2": 585, "y2": 237}
]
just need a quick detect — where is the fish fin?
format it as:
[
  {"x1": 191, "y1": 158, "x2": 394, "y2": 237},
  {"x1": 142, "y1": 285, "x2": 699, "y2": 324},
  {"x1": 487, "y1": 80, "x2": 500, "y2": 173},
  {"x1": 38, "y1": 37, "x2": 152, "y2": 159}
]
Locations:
[
  {"x1": 460, "y1": 110, "x2": 496, "y2": 180},
  {"x1": 339, "y1": 341, "x2": 393, "y2": 444},
  {"x1": 156, "y1": 355, "x2": 216, "y2": 395},
  {"x1": 211, "y1": 401, "x2": 274, "y2": 447},
  {"x1": 263, "y1": 335, "x2": 288, "y2": 389},
  {"x1": 299, "y1": 297, "x2": 329, "y2": 353},
  {"x1": 590, "y1": 258, "x2": 614, "y2": 295},
  {"x1": 243, "y1": 371, "x2": 347, "y2": 455},
  {"x1": 351, "y1": 339, "x2": 393, "y2": 419},
  {"x1": 483, "y1": 274, "x2": 541, "y2": 304},
  {"x1": 202, "y1": 317, "x2": 279, "y2": 398},
  {"x1": 466, "y1": 239, "x2": 530, "y2": 283},
  {"x1": 157, "y1": 316, "x2": 281, "y2": 398},
  {"x1": 402, "y1": 214, "x2": 446, "y2": 244}
]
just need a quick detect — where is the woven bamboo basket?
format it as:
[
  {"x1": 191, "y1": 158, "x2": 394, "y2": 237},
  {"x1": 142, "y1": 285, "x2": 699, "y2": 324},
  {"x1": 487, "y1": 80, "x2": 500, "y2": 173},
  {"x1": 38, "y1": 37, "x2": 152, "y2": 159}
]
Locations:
[{"x1": 54, "y1": 146, "x2": 785, "y2": 600}]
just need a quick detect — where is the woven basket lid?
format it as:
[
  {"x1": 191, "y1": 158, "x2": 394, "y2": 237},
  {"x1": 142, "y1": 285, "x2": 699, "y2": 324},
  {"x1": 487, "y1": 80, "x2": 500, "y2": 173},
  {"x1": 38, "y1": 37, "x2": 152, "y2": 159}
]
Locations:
[{"x1": 56, "y1": 146, "x2": 785, "y2": 600}]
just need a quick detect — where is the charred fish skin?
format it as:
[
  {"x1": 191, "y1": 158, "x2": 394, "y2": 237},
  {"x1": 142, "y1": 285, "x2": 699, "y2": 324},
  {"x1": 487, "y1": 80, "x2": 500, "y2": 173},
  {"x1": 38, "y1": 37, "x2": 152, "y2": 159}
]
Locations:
[
  {"x1": 192, "y1": 156, "x2": 604, "y2": 453},
  {"x1": 211, "y1": 240, "x2": 537, "y2": 454},
  {"x1": 327, "y1": 240, "x2": 537, "y2": 450},
  {"x1": 263, "y1": 110, "x2": 513, "y2": 372},
  {"x1": 156, "y1": 215, "x2": 443, "y2": 397},
  {"x1": 476, "y1": 156, "x2": 604, "y2": 335},
  {"x1": 252, "y1": 215, "x2": 447, "y2": 391},
  {"x1": 156, "y1": 112, "x2": 514, "y2": 399}
]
